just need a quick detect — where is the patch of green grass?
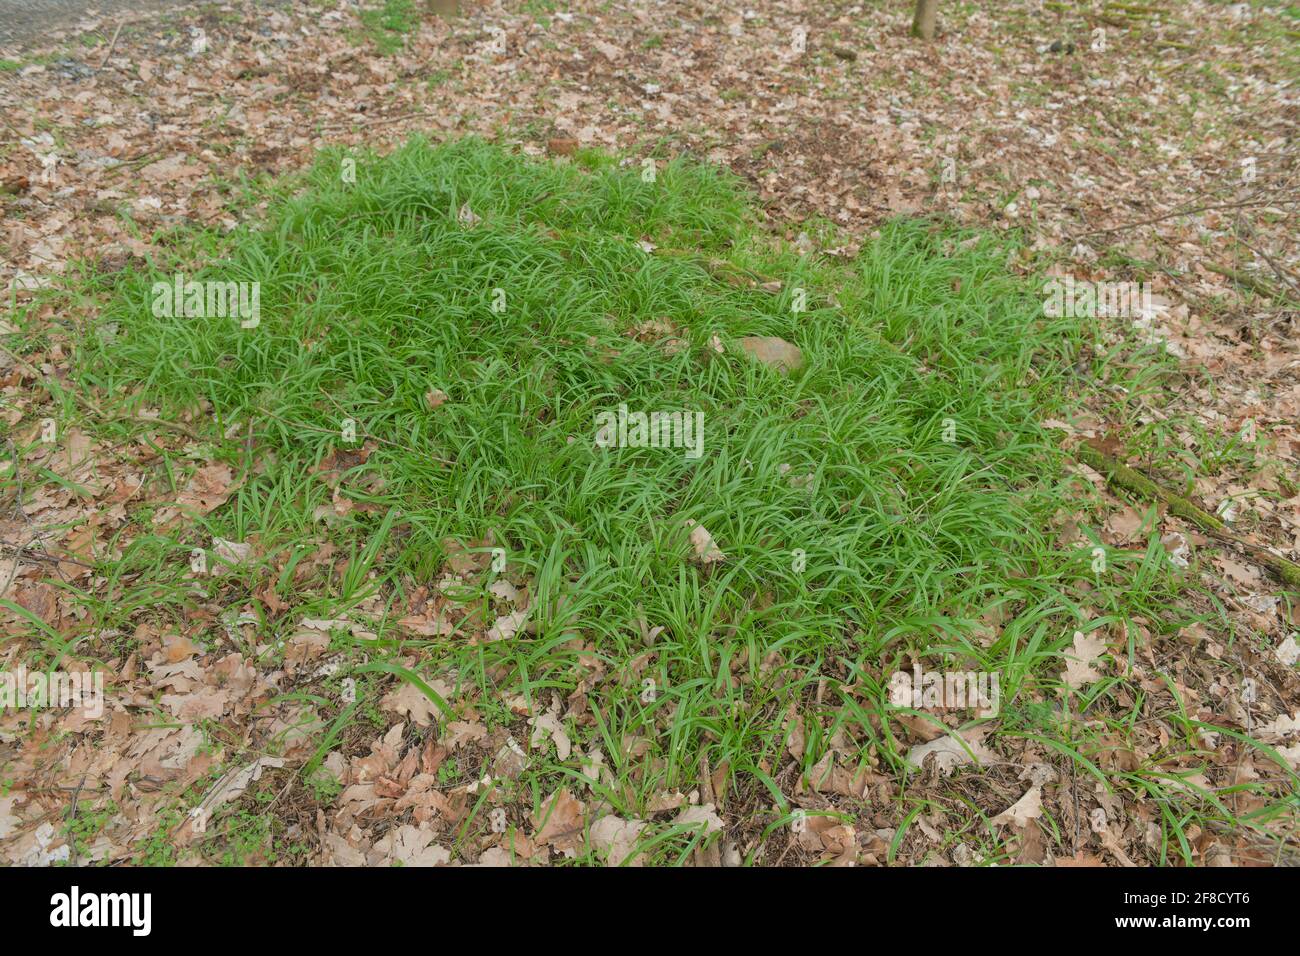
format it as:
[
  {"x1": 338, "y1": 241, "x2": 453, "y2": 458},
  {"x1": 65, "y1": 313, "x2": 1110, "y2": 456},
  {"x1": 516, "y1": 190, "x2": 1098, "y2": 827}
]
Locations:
[
  {"x1": 359, "y1": 0, "x2": 419, "y2": 55},
  {"x1": 55, "y1": 136, "x2": 1298, "y2": 863},
  {"x1": 522, "y1": 0, "x2": 567, "y2": 26},
  {"x1": 79, "y1": 137, "x2": 1083, "y2": 645}
]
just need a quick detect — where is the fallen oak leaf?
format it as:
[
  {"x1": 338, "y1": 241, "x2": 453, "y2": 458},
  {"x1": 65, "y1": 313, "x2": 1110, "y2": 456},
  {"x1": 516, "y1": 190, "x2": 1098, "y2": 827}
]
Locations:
[
  {"x1": 992, "y1": 786, "x2": 1043, "y2": 828},
  {"x1": 1056, "y1": 851, "x2": 1107, "y2": 867},
  {"x1": 533, "y1": 788, "x2": 585, "y2": 852},
  {"x1": 487, "y1": 608, "x2": 529, "y2": 642},
  {"x1": 588, "y1": 815, "x2": 647, "y2": 867},
  {"x1": 528, "y1": 711, "x2": 572, "y2": 760},
  {"x1": 382, "y1": 677, "x2": 453, "y2": 728},
  {"x1": 181, "y1": 755, "x2": 285, "y2": 843},
  {"x1": 176, "y1": 462, "x2": 235, "y2": 516},
  {"x1": 904, "y1": 728, "x2": 997, "y2": 776},
  {"x1": 1274, "y1": 633, "x2": 1300, "y2": 667},
  {"x1": 444, "y1": 720, "x2": 488, "y2": 750},
  {"x1": 672, "y1": 803, "x2": 724, "y2": 835},
  {"x1": 210, "y1": 537, "x2": 254, "y2": 574},
  {"x1": 354, "y1": 661, "x2": 454, "y2": 722},
  {"x1": 1063, "y1": 629, "x2": 1106, "y2": 690},
  {"x1": 370, "y1": 824, "x2": 451, "y2": 867}
]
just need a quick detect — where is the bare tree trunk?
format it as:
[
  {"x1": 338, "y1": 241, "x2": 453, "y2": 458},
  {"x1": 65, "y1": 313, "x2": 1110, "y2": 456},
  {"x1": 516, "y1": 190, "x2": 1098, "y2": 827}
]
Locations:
[
  {"x1": 911, "y1": 0, "x2": 938, "y2": 40},
  {"x1": 428, "y1": 0, "x2": 459, "y2": 17}
]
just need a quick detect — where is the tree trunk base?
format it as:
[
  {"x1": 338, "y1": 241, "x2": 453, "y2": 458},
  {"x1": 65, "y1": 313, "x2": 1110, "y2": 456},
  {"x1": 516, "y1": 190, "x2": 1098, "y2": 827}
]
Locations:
[{"x1": 911, "y1": 0, "x2": 938, "y2": 40}]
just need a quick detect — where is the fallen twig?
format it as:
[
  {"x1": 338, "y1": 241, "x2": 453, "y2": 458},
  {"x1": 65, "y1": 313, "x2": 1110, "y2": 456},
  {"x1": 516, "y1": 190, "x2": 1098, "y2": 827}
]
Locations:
[
  {"x1": 1073, "y1": 441, "x2": 1300, "y2": 589},
  {"x1": 1075, "y1": 195, "x2": 1295, "y2": 239},
  {"x1": 1230, "y1": 237, "x2": 1300, "y2": 300},
  {"x1": 0, "y1": 539, "x2": 99, "y2": 570},
  {"x1": 97, "y1": 22, "x2": 124, "y2": 73},
  {"x1": 1200, "y1": 260, "x2": 1292, "y2": 303}
]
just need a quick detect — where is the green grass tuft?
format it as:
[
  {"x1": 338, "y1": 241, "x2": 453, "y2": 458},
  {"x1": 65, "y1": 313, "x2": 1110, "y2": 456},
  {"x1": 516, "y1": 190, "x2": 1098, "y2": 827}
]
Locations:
[{"x1": 59, "y1": 137, "x2": 1294, "y2": 863}]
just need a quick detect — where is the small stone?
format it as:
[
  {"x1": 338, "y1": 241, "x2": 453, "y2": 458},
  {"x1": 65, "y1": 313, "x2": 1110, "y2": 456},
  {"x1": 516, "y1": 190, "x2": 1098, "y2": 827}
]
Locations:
[{"x1": 738, "y1": 336, "x2": 804, "y2": 373}]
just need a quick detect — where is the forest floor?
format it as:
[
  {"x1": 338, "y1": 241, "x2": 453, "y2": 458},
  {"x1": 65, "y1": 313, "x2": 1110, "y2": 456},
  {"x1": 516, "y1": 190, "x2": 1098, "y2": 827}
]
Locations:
[{"x1": 1, "y1": 0, "x2": 1297, "y2": 867}]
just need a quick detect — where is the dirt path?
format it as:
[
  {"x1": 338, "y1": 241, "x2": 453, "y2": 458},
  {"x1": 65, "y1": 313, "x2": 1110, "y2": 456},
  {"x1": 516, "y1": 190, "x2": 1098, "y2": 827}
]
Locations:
[{"x1": 0, "y1": 0, "x2": 205, "y2": 48}]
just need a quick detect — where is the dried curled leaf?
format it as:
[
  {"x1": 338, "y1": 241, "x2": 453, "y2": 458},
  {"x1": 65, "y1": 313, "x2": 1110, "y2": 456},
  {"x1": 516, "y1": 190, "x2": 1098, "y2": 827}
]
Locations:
[{"x1": 685, "y1": 519, "x2": 725, "y2": 564}]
